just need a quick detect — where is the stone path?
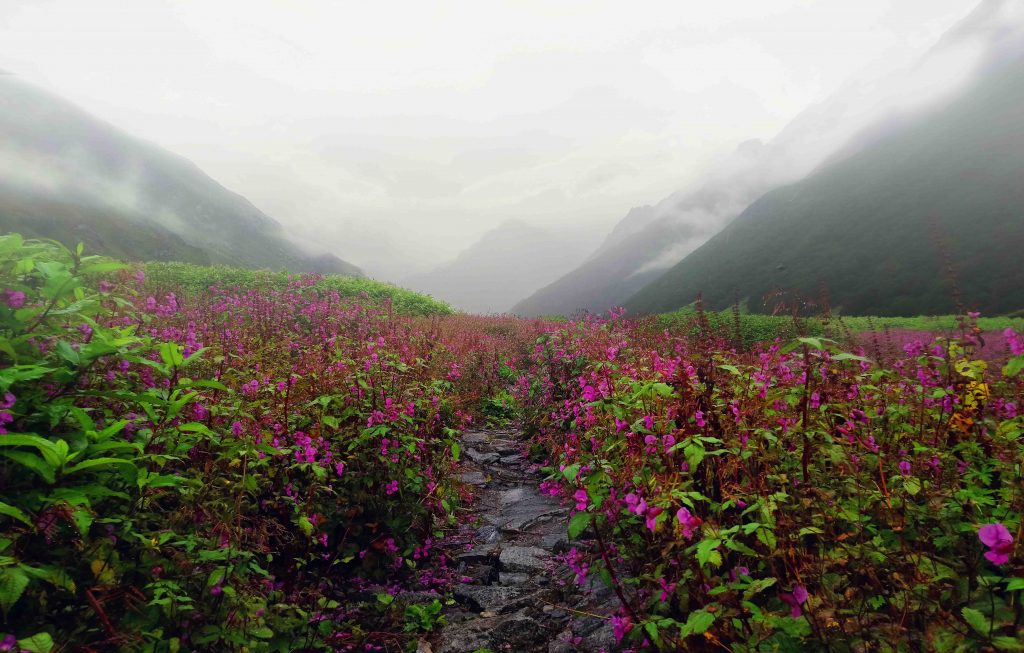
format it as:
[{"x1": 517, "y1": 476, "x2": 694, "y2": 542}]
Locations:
[{"x1": 427, "y1": 428, "x2": 619, "y2": 653}]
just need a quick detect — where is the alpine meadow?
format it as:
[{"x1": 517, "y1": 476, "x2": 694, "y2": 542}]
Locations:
[{"x1": 1, "y1": 2, "x2": 1023, "y2": 652}]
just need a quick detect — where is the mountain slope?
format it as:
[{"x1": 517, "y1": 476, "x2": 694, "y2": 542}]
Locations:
[
  {"x1": 513, "y1": 0, "x2": 1016, "y2": 318},
  {"x1": 625, "y1": 53, "x2": 1024, "y2": 317},
  {"x1": 0, "y1": 74, "x2": 360, "y2": 275},
  {"x1": 403, "y1": 220, "x2": 595, "y2": 313}
]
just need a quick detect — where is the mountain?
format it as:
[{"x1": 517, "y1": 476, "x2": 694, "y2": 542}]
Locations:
[
  {"x1": 402, "y1": 219, "x2": 595, "y2": 313},
  {"x1": 0, "y1": 74, "x2": 360, "y2": 275},
  {"x1": 513, "y1": 0, "x2": 1017, "y2": 318},
  {"x1": 625, "y1": 48, "x2": 1024, "y2": 317}
]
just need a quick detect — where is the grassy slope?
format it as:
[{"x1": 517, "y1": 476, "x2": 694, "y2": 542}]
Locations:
[
  {"x1": 0, "y1": 187, "x2": 213, "y2": 265},
  {"x1": 626, "y1": 55, "x2": 1024, "y2": 317},
  {"x1": 657, "y1": 307, "x2": 1024, "y2": 346},
  {"x1": 143, "y1": 261, "x2": 453, "y2": 316}
]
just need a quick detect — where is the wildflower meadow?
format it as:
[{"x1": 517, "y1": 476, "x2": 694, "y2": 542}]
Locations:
[{"x1": 1, "y1": 234, "x2": 1022, "y2": 651}]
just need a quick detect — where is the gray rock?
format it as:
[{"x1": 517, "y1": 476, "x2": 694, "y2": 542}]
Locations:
[
  {"x1": 466, "y1": 447, "x2": 500, "y2": 464},
  {"x1": 454, "y1": 585, "x2": 524, "y2": 613},
  {"x1": 500, "y1": 454, "x2": 523, "y2": 465},
  {"x1": 498, "y1": 572, "x2": 531, "y2": 586},
  {"x1": 458, "y1": 471, "x2": 487, "y2": 486},
  {"x1": 499, "y1": 545, "x2": 550, "y2": 572}
]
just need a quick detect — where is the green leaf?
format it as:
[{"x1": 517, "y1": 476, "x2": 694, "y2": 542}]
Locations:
[
  {"x1": 63, "y1": 457, "x2": 135, "y2": 475},
  {"x1": 249, "y1": 627, "x2": 274, "y2": 639},
  {"x1": 1004, "y1": 355, "x2": 1024, "y2": 378},
  {"x1": 568, "y1": 512, "x2": 591, "y2": 539},
  {"x1": 562, "y1": 463, "x2": 581, "y2": 482},
  {"x1": 451, "y1": 442, "x2": 461, "y2": 462},
  {"x1": 0, "y1": 567, "x2": 29, "y2": 616},
  {"x1": 961, "y1": 607, "x2": 990, "y2": 636},
  {"x1": 158, "y1": 341, "x2": 185, "y2": 368},
  {"x1": 16, "y1": 632, "x2": 54, "y2": 653},
  {"x1": 994, "y1": 636, "x2": 1024, "y2": 651},
  {"x1": 904, "y1": 477, "x2": 921, "y2": 496},
  {"x1": 0, "y1": 451, "x2": 56, "y2": 484},
  {"x1": 0, "y1": 501, "x2": 32, "y2": 526},
  {"x1": 1006, "y1": 578, "x2": 1024, "y2": 591},
  {"x1": 798, "y1": 526, "x2": 824, "y2": 537},
  {"x1": 696, "y1": 538, "x2": 721, "y2": 567},
  {"x1": 680, "y1": 609, "x2": 716, "y2": 637}
]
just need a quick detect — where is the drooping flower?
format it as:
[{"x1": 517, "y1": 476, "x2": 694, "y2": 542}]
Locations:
[
  {"x1": 676, "y1": 506, "x2": 702, "y2": 539},
  {"x1": 611, "y1": 614, "x2": 632, "y2": 643},
  {"x1": 979, "y1": 523, "x2": 1014, "y2": 565},
  {"x1": 2, "y1": 289, "x2": 25, "y2": 309},
  {"x1": 780, "y1": 584, "x2": 808, "y2": 617},
  {"x1": 645, "y1": 506, "x2": 662, "y2": 533},
  {"x1": 574, "y1": 489, "x2": 589, "y2": 511}
]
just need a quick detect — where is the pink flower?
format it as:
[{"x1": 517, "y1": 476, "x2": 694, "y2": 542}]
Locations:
[
  {"x1": 611, "y1": 614, "x2": 632, "y2": 643},
  {"x1": 780, "y1": 584, "x2": 808, "y2": 617},
  {"x1": 979, "y1": 523, "x2": 1014, "y2": 565},
  {"x1": 385, "y1": 480, "x2": 399, "y2": 495},
  {"x1": 694, "y1": 410, "x2": 706, "y2": 428},
  {"x1": 676, "y1": 506, "x2": 702, "y2": 539},
  {"x1": 573, "y1": 489, "x2": 589, "y2": 511},
  {"x1": 645, "y1": 506, "x2": 662, "y2": 533},
  {"x1": 898, "y1": 460, "x2": 911, "y2": 476},
  {"x1": 3, "y1": 289, "x2": 25, "y2": 309}
]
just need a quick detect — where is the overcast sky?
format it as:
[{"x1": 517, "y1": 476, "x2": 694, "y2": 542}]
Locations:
[{"x1": 0, "y1": 0, "x2": 973, "y2": 277}]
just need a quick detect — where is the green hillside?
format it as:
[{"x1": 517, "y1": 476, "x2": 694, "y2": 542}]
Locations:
[
  {"x1": 142, "y1": 261, "x2": 453, "y2": 316},
  {"x1": 626, "y1": 55, "x2": 1024, "y2": 317},
  {"x1": 0, "y1": 75, "x2": 360, "y2": 275}
]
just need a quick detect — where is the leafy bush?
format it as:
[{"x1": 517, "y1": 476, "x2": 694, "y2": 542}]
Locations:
[
  {"x1": 0, "y1": 235, "x2": 523, "y2": 651},
  {"x1": 520, "y1": 314, "x2": 1024, "y2": 650}
]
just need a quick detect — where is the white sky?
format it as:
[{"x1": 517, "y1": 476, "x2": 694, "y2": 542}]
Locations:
[{"x1": 0, "y1": 0, "x2": 973, "y2": 277}]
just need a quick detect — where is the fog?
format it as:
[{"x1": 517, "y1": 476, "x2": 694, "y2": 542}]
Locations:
[{"x1": 0, "y1": 0, "x2": 978, "y2": 281}]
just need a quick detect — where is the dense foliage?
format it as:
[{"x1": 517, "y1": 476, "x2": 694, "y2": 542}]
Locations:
[
  {"x1": 0, "y1": 235, "x2": 525, "y2": 651},
  {"x1": 3, "y1": 233, "x2": 1024, "y2": 652},
  {"x1": 519, "y1": 311, "x2": 1024, "y2": 650}
]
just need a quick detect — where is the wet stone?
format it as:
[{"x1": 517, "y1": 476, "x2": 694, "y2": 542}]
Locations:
[
  {"x1": 499, "y1": 545, "x2": 550, "y2": 572},
  {"x1": 458, "y1": 471, "x2": 487, "y2": 486},
  {"x1": 454, "y1": 585, "x2": 524, "y2": 613},
  {"x1": 499, "y1": 571, "x2": 531, "y2": 586},
  {"x1": 465, "y1": 447, "x2": 501, "y2": 464}
]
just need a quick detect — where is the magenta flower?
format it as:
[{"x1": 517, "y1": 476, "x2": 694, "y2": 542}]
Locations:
[
  {"x1": 0, "y1": 634, "x2": 17, "y2": 652},
  {"x1": 573, "y1": 489, "x2": 589, "y2": 511},
  {"x1": 898, "y1": 460, "x2": 911, "y2": 476},
  {"x1": 979, "y1": 523, "x2": 1014, "y2": 565},
  {"x1": 676, "y1": 506, "x2": 702, "y2": 539},
  {"x1": 645, "y1": 506, "x2": 662, "y2": 533},
  {"x1": 694, "y1": 410, "x2": 706, "y2": 428},
  {"x1": 3, "y1": 289, "x2": 25, "y2": 309},
  {"x1": 780, "y1": 584, "x2": 808, "y2": 617},
  {"x1": 611, "y1": 614, "x2": 631, "y2": 643}
]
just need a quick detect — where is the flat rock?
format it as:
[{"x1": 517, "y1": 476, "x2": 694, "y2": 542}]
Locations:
[
  {"x1": 458, "y1": 471, "x2": 487, "y2": 486},
  {"x1": 455, "y1": 544, "x2": 498, "y2": 564},
  {"x1": 499, "y1": 545, "x2": 550, "y2": 572},
  {"x1": 465, "y1": 447, "x2": 500, "y2": 464},
  {"x1": 498, "y1": 571, "x2": 531, "y2": 586},
  {"x1": 454, "y1": 585, "x2": 524, "y2": 613}
]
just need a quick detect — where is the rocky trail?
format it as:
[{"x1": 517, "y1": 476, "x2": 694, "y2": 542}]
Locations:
[{"x1": 425, "y1": 428, "x2": 620, "y2": 653}]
